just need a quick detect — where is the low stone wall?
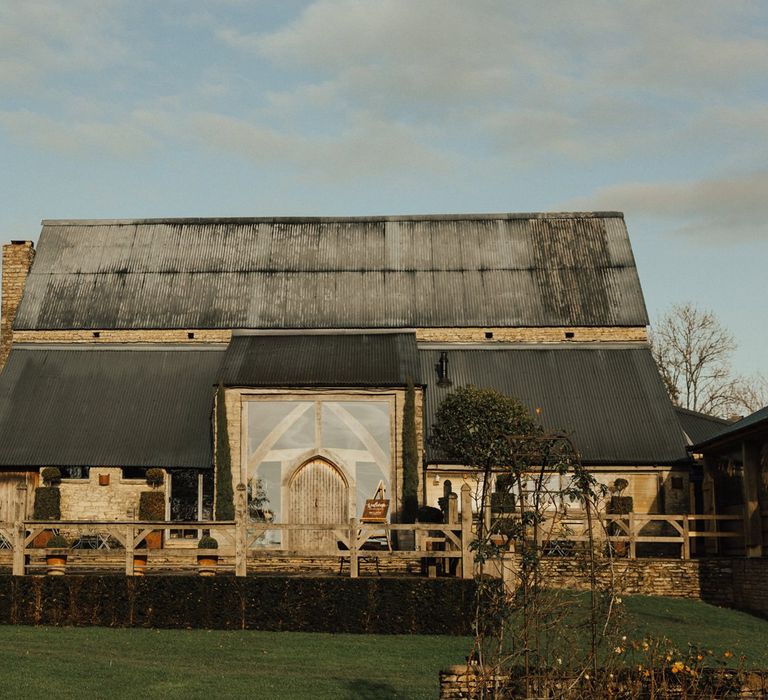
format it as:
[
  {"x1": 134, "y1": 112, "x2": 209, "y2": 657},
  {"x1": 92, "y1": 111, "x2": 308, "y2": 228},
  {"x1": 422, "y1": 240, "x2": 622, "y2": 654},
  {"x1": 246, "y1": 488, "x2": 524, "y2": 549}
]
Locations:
[
  {"x1": 438, "y1": 665, "x2": 768, "y2": 699},
  {"x1": 729, "y1": 558, "x2": 768, "y2": 618},
  {"x1": 505, "y1": 555, "x2": 768, "y2": 616}
]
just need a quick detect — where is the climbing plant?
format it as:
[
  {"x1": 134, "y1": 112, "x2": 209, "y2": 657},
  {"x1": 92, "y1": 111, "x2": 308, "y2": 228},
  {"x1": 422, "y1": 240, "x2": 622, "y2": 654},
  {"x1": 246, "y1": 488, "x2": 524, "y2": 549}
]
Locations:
[{"x1": 215, "y1": 384, "x2": 234, "y2": 520}]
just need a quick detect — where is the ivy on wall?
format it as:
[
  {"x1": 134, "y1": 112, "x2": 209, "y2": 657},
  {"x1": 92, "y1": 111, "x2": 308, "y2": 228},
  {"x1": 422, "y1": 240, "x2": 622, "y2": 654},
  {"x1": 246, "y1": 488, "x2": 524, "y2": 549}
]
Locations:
[
  {"x1": 215, "y1": 384, "x2": 234, "y2": 520},
  {"x1": 402, "y1": 381, "x2": 419, "y2": 523}
]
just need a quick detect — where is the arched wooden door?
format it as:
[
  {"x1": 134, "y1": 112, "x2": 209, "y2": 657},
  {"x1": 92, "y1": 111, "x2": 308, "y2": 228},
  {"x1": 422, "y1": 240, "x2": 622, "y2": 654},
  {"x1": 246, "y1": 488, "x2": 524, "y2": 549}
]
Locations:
[{"x1": 288, "y1": 458, "x2": 348, "y2": 552}]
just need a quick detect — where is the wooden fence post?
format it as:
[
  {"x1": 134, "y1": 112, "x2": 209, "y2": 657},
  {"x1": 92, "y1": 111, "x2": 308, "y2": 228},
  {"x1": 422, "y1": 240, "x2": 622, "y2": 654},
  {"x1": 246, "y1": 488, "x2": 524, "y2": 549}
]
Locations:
[
  {"x1": 628, "y1": 512, "x2": 637, "y2": 559},
  {"x1": 460, "y1": 483, "x2": 473, "y2": 579},
  {"x1": 125, "y1": 526, "x2": 135, "y2": 576},
  {"x1": 235, "y1": 483, "x2": 247, "y2": 577},
  {"x1": 12, "y1": 483, "x2": 27, "y2": 576},
  {"x1": 682, "y1": 516, "x2": 690, "y2": 560},
  {"x1": 349, "y1": 517, "x2": 359, "y2": 578}
]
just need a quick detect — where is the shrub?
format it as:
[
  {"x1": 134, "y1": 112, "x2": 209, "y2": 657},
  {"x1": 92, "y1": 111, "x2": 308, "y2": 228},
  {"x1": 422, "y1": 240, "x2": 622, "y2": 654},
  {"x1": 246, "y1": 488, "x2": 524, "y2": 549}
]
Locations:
[
  {"x1": 415, "y1": 506, "x2": 443, "y2": 523},
  {"x1": 40, "y1": 467, "x2": 61, "y2": 485},
  {"x1": 138, "y1": 491, "x2": 165, "y2": 521},
  {"x1": 146, "y1": 468, "x2": 164, "y2": 488},
  {"x1": 608, "y1": 495, "x2": 634, "y2": 515},
  {"x1": 33, "y1": 487, "x2": 61, "y2": 520},
  {"x1": 47, "y1": 534, "x2": 69, "y2": 549},
  {"x1": 198, "y1": 536, "x2": 218, "y2": 549}
]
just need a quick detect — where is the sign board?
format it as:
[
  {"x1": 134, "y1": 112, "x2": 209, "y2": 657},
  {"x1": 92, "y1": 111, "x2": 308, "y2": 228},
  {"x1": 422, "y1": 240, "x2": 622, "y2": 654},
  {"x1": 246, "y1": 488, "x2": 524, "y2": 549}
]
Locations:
[{"x1": 361, "y1": 499, "x2": 389, "y2": 523}]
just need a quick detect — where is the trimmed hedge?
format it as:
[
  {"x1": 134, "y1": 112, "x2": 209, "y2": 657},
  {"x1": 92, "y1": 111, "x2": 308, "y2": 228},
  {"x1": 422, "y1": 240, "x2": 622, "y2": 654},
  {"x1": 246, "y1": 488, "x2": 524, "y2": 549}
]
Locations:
[
  {"x1": 32, "y1": 487, "x2": 61, "y2": 520},
  {"x1": 0, "y1": 576, "x2": 474, "y2": 634},
  {"x1": 138, "y1": 491, "x2": 165, "y2": 521}
]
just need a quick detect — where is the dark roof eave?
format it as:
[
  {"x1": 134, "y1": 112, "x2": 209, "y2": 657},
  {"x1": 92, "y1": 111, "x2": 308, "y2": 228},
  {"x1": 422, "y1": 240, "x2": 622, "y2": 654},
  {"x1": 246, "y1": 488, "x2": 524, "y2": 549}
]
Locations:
[{"x1": 693, "y1": 422, "x2": 768, "y2": 452}]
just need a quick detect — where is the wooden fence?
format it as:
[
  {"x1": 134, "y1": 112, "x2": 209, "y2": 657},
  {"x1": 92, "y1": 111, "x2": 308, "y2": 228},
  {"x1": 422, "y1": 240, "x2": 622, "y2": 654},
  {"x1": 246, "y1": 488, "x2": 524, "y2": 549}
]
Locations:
[
  {"x1": 0, "y1": 506, "x2": 748, "y2": 577},
  {"x1": 529, "y1": 513, "x2": 744, "y2": 559}
]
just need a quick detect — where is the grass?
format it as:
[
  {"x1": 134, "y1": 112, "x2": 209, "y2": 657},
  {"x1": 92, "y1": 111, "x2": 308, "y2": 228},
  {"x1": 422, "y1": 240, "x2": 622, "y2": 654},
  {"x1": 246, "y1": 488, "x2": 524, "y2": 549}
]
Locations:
[
  {"x1": 621, "y1": 595, "x2": 768, "y2": 666},
  {"x1": 1, "y1": 596, "x2": 767, "y2": 699},
  {"x1": 0, "y1": 626, "x2": 469, "y2": 700}
]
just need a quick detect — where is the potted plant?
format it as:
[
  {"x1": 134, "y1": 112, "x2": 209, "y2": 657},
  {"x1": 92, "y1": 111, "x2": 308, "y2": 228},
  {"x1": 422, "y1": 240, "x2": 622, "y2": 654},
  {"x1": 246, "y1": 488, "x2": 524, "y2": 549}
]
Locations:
[
  {"x1": 608, "y1": 478, "x2": 633, "y2": 557},
  {"x1": 132, "y1": 550, "x2": 148, "y2": 576},
  {"x1": 197, "y1": 535, "x2": 219, "y2": 576},
  {"x1": 45, "y1": 533, "x2": 69, "y2": 575},
  {"x1": 32, "y1": 468, "x2": 62, "y2": 547},
  {"x1": 138, "y1": 469, "x2": 165, "y2": 549}
]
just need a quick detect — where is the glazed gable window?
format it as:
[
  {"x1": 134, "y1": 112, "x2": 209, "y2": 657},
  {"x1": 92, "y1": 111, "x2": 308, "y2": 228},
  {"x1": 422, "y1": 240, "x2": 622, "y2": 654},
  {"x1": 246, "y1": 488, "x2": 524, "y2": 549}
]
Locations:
[{"x1": 243, "y1": 395, "x2": 394, "y2": 547}]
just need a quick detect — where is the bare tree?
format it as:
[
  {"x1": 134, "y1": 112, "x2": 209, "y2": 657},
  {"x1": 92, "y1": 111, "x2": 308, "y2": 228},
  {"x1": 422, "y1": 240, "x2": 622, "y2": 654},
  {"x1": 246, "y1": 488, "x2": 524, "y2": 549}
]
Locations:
[{"x1": 650, "y1": 303, "x2": 766, "y2": 418}]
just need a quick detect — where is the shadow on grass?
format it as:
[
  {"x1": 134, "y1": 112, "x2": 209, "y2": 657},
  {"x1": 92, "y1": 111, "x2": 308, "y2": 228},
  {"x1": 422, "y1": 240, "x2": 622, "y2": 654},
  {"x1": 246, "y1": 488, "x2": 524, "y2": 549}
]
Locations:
[{"x1": 344, "y1": 679, "x2": 400, "y2": 699}]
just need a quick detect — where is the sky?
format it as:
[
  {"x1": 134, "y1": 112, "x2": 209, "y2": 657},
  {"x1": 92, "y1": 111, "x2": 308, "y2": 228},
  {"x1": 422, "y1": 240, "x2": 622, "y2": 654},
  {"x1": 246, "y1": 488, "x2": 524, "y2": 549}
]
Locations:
[{"x1": 1, "y1": 1, "x2": 766, "y2": 376}]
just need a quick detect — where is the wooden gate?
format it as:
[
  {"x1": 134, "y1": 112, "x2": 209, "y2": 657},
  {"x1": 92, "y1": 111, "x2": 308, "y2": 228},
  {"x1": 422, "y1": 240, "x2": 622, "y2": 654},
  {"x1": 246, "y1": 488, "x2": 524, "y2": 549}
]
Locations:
[
  {"x1": 0, "y1": 472, "x2": 34, "y2": 523},
  {"x1": 288, "y1": 458, "x2": 348, "y2": 551}
]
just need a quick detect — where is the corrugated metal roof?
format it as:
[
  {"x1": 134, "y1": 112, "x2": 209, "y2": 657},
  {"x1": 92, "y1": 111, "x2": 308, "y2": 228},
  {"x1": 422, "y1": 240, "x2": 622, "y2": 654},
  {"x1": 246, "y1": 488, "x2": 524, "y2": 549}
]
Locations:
[
  {"x1": 674, "y1": 407, "x2": 732, "y2": 446},
  {"x1": 693, "y1": 404, "x2": 768, "y2": 449},
  {"x1": 0, "y1": 345, "x2": 225, "y2": 468},
  {"x1": 419, "y1": 345, "x2": 689, "y2": 465},
  {"x1": 15, "y1": 213, "x2": 648, "y2": 330},
  {"x1": 220, "y1": 333, "x2": 420, "y2": 387}
]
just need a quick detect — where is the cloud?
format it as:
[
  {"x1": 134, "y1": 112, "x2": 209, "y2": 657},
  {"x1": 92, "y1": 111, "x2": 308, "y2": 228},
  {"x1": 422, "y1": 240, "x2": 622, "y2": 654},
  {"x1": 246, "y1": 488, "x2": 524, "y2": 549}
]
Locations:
[
  {"x1": 187, "y1": 111, "x2": 455, "y2": 181},
  {"x1": 213, "y1": 1, "x2": 768, "y2": 170},
  {"x1": 0, "y1": 110, "x2": 155, "y2": 158},
  {"x1": 0, "y1": 1, "x2": 126, "y2": 87},
  {"x1": 562, "y1": 171, "x2": 768, "y2": 243},
  {"x1": 218, "y1": 1, "x2": 768, "y2": 108}
]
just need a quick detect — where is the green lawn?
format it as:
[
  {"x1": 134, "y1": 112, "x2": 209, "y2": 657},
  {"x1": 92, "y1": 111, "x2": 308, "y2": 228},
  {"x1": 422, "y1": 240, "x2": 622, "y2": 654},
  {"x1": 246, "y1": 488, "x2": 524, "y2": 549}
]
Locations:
[
  {"x1": 622, "y1": 595, "x2": 768, "y2": 666},
  {"x1": 1, "y1": 596, "x2": 767, "y2": 699}
]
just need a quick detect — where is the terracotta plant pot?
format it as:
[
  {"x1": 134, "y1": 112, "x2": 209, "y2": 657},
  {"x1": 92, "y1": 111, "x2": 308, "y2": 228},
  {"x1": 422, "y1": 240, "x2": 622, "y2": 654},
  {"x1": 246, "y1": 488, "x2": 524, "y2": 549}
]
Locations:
[
  {"x1": 98, "y1": 474, "x2": 110, "y2": 486},
  {"x1": 144, "y1": 530, "x2": 163, "y2": 549},
  {"x1": 33, "y1": 530, "x2": 53, "y2": 548},
  {"x1": 133, "y1": 553, "x2": 148, "y2": 576},
  {"x1": 197, "y1": 554, "x2": 218, "y2": 576},
  {"x1": 45, "y1": 550, "x2": 67, "y2": 575}
]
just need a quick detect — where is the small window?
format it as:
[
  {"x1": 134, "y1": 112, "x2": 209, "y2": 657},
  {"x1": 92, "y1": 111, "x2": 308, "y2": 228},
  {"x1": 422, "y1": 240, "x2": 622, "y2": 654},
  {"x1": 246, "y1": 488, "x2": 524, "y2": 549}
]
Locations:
[
  {"x1": 60, "y1": 466, "x2": 90, "y2": 480},
  {"x1": 671, "y1": 476, "x2": 684, "y2": 490},
  {"x1": 187, "y1": 332, "x2": 195, "y2": 339},
  {"x1": 93, "y1": 331, "x2": 101, "y2": 338},
  {"x1": 564, "y1": 331, "x2": 575, "y2": 339},
  {"x1": 484, "y1": 331, "x2": 494, "y2": 339},
  {"x1": 122, "y1": 467, "x2": 146, "y2": 480}
]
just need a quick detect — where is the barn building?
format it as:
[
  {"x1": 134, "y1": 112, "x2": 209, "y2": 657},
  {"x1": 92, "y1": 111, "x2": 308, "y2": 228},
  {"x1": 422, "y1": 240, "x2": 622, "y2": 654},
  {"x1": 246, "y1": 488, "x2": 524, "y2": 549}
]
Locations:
[{"x1": 0, "y1": 213, "x2": 694, "y2": 544}]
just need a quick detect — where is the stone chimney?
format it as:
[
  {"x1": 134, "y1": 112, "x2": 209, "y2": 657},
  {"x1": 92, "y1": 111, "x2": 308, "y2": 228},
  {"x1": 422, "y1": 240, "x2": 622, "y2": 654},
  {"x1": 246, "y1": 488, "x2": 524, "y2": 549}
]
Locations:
[{"x1": 1, "y1": 240, "x2": 35, "y2": 371}]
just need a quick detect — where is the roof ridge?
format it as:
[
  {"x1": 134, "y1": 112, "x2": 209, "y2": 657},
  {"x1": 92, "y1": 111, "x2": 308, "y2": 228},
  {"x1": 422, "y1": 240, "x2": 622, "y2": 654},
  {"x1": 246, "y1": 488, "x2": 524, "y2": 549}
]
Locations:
[{"x1": 41, "y1": 211, "x2": 625, "y2": 226}]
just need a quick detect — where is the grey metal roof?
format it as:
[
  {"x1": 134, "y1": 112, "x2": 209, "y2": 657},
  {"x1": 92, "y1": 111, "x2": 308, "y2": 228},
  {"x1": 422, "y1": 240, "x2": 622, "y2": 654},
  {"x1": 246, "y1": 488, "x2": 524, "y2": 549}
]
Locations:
[
  {"x1": 693, "y1": 404, "x2": 768, "y2": 450},
  {"x1": 674, "y1": 407, "x2": 732, "y2": 446},
  {"x1": 220, "y1": 332, "x2": 420, "y2": 387},
  {"x1": 15, "y1": 213, "x2": 648, "y2": 330},
  {"x1": 420, "y1": 345, "x2": 689, "y2": 465},
  {"x1": 0, "y1": 345, "x2": 225, "y2": 468}
]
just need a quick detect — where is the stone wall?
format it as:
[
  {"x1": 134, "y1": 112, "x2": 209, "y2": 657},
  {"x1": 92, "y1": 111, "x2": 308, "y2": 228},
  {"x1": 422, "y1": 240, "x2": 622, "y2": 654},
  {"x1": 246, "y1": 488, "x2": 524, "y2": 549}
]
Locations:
[
  {"x1": 0, "y1": 241, "x2": 35, "y2": 370},
  {"x1": 729, "y1": 558, "x2": 768, "y2": 618},
  {"x1": 14, "y1": 329, "x2": 232, "y2": 344},
  {"x1": 415, "y1": 326, "x2": 647, "y2": 343},
  {"x1": 439, "y1": 665, "x2": 768, "y2": 699},
  {"x1": 501, "y1": 554, "x2": 768, "y2": 614},
  {"x1": 58, "y1": 468, "x2": 160, "y2": 521}
]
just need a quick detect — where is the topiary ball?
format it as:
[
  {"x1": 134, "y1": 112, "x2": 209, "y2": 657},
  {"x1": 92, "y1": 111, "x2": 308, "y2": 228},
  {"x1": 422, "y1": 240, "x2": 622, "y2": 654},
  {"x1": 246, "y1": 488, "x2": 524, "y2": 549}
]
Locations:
[
  {"x1": 41, "y1": 467, "x2": 61, "y2": 486},
  {"x1": 146, "y1": 468, "x2": 164, "y2": 488}
]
